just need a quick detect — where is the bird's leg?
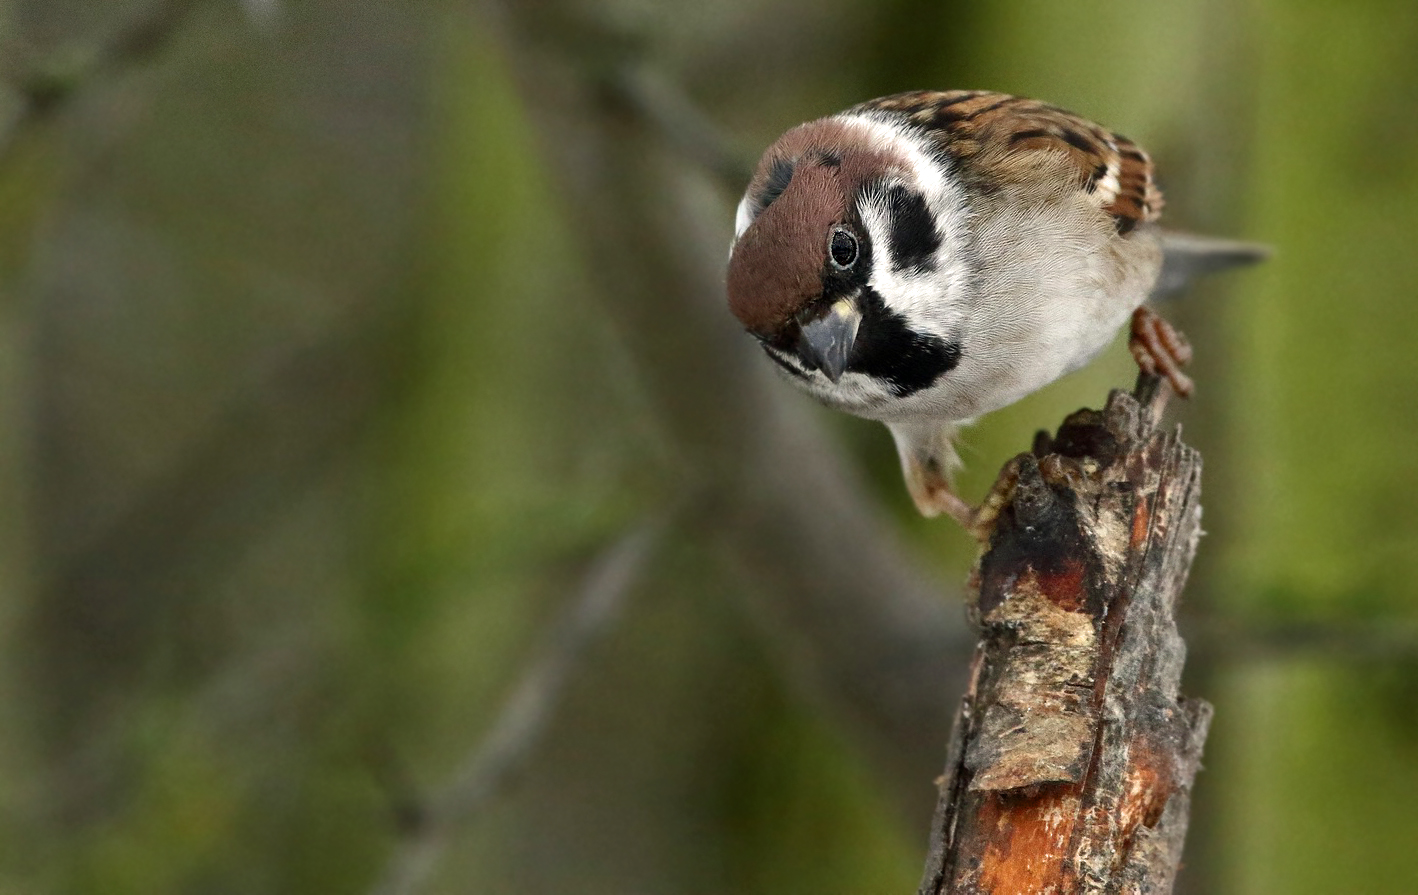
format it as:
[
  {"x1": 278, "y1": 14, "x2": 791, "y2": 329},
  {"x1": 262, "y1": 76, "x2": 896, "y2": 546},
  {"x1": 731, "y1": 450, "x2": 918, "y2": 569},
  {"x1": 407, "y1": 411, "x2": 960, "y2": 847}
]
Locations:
[
  {"x1": 901, "y1": 451, "x2": 977, "y2": 528},
  {"x1": 1129, "y1": 306, "x2": 1194, "y2": 397},
  {"x1": 894, "y1": 422, "x2": 1028, "y2": 541},
  {"x1": 901, "y1": 450, "x2": 1022, "y2": 542}
]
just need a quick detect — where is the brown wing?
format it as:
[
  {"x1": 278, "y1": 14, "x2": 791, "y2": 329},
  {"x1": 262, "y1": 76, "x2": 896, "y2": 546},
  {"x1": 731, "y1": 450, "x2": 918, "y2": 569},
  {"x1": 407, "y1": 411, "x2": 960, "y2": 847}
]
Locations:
[{"x1": 855, "y1": 91, "x2": 1163, "y2": 234}]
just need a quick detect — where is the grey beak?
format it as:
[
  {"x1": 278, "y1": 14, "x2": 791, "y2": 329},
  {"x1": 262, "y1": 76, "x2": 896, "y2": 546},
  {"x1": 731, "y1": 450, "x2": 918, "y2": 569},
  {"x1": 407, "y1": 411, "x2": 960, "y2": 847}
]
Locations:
[{"x1": 798, "y1": 298, "x2": 862, "y2": 384}]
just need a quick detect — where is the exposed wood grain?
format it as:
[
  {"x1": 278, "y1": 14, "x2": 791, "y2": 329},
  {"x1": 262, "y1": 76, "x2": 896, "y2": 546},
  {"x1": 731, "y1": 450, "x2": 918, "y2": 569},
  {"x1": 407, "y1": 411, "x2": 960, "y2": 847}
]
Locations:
[{"x1": 919, "y1": 377, "x2": 1211, "y2": 895}]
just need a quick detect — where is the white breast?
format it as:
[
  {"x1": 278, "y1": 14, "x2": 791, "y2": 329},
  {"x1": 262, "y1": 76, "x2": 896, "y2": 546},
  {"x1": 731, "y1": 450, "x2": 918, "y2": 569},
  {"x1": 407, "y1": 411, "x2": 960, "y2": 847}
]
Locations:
[{"x1": 872, "y1": 195, "x2": 1162, "y2": 425}]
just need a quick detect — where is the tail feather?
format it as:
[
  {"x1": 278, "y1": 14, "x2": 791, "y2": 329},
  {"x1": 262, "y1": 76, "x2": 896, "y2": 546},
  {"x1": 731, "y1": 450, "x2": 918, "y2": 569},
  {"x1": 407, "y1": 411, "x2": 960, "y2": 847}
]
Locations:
[{"x1": 1151, "y1": 230, "x2": 1270, "y2": 299}]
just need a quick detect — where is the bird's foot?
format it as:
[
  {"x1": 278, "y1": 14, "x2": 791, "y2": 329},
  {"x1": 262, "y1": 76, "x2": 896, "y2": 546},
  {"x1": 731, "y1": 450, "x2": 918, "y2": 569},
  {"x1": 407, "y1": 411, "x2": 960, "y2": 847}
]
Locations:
[
  {"x1": 1129, "y1": 306, "x2": 1194, "y2": 398},
  {"x1": 905, "y1": 454, "x2": 1021, "y2": 543},
  {"x1": 969, "y1": 457, "x2": 1024, "y2": 540},
  {"x1": 904, "y1": 456, "x2": 975, "y2": 526}
]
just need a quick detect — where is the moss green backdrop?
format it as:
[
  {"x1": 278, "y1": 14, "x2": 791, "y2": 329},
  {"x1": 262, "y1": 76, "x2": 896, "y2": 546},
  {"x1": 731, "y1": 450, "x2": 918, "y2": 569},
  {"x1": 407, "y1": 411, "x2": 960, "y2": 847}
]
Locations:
[{"x1": 2, "y1": 1, "x2": 1415, "y2": 893}]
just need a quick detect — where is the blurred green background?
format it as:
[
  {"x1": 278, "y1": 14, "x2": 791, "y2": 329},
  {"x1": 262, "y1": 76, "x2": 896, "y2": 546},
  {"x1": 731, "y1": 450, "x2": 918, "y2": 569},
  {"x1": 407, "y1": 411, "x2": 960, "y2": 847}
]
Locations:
[{"x1": 2, "y1": 0, "x2": 1416, "y2": 893}]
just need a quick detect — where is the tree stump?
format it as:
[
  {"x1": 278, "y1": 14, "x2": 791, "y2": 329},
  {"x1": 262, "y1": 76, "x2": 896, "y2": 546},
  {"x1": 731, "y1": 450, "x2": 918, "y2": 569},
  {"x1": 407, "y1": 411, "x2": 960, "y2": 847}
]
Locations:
[{"x1": 918, "y1": 379, "x2": 1212, "y2": 894}]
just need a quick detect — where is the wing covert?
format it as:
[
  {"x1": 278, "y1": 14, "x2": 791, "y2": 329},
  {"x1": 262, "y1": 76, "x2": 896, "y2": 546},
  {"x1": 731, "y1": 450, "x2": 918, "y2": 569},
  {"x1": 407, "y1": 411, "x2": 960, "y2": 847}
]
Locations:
[{"x1": 854, "y1": 90, "x2": 1163, "y2": 234}]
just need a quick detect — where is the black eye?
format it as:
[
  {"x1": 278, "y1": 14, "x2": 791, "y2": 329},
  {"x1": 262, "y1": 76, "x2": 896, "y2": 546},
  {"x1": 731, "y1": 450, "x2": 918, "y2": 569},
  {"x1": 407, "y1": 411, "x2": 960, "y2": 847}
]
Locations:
[{"x1": 829, "y1": 229, "x2": 858, "y2": 269}]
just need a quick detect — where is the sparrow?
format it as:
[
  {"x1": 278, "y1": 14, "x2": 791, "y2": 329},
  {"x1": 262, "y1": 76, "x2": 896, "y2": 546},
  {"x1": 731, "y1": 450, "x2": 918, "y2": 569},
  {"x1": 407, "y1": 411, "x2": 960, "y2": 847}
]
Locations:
[{"x1": 726, "y1": 90, "x2": 1264, "y2": 530}]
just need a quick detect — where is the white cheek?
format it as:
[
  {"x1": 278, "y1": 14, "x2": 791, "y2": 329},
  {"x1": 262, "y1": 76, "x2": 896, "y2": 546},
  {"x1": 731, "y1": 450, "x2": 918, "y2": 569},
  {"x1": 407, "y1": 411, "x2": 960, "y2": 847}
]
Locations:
[
  {"x1": 831, "y1": 113, "x2": 970, "y2": 246},
  {"x1": 858, "y1": 201, "x2": 971, "y2": 341},
  {"x1": 835, "y1": 113, "x2": 975, "y2": 340},
  {"x1": 733, "y1": 194, "x2": 755, "y2": 241}
]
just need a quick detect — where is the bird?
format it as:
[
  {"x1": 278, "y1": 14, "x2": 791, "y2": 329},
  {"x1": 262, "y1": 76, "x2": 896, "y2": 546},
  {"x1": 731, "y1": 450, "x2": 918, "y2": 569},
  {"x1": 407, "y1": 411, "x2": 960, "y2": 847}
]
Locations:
[{"x1": 725, "y1": 90, "x2": 1265, "y2": 532}]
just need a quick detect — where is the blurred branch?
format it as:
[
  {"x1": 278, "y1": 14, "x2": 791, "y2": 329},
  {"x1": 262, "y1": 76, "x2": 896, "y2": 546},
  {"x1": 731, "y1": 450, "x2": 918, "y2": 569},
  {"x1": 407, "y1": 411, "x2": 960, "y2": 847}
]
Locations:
[
  {"x1": 27, "y1": 311, "x2": 401, "y2": 755},
  {"x1": 40, "y1": 319, "x2": 383, "y2": 589},
  {"x1": 604, "y1": 63, "x2": 753, "y2": 188},
  {"x1": 368, "y1": 519, "x2": 663, "y2": 895},
  {"x1": 0, "y1": 0, "x2": 206, "y2": 157},
  {"x1": 920, "y1": 379, "x2": 1209, "y2": 894},
  {"x1": 1186, "y1": 615, "x2": 1418, "y2": 664}
]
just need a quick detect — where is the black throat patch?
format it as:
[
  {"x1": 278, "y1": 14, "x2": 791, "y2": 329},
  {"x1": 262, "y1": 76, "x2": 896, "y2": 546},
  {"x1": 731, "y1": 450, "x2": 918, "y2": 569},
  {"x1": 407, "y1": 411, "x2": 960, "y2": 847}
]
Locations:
[{"x1": 848, "y1": 287, "x2": 961, "y2": 396}]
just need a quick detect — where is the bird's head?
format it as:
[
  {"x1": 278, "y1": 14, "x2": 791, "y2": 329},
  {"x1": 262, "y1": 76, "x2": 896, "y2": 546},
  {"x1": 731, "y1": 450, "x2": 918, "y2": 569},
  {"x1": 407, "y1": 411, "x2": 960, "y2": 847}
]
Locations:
[{"x1": 726, "y1": 115, "x2": 969, "y2": 401}]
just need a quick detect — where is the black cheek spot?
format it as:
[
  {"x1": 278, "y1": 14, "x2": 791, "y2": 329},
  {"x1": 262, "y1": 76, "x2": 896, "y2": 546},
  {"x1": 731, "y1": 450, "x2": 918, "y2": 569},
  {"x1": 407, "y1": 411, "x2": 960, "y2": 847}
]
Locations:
[
  {"x1": 884, "y1": 186, "x2": 940, "y2": 274},
  {"x1": 757, "y1": 158, "x2": 795, "y2": 212},
  {"x1": 847, "y1": 288, "x2": 961, "y2": 396}
]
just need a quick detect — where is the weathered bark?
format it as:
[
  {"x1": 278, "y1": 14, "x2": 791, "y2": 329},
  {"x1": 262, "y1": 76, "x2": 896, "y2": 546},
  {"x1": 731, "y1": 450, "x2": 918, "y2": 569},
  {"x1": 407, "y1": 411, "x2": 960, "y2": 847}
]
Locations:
[{"x1": 919, "y1": 378, "x2": 1212, "y2": 895}]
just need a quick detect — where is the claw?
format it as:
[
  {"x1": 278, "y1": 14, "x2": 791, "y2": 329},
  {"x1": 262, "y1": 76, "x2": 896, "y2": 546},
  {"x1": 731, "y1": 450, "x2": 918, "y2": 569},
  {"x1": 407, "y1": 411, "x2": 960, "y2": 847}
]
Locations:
[
  {"x1": 902, "y1": 451, "x2": 977, "y2": 527},
  {"x1": 900, "y1": 451, "x2": 1022, "y2": 543},
  {"x1": 1129, "y1": 306, "x2": 1194, "y2": 397}
]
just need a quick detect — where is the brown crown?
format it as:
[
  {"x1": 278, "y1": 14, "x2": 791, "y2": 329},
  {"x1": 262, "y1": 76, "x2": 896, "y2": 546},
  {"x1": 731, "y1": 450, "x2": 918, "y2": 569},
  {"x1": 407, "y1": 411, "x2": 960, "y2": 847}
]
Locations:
[
  {"x1": 727, "y1": 164, "x2": 844, "y2": 336},
  {"x1": 727, "y1": 120, "x2": 899, "y2": 338}
]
